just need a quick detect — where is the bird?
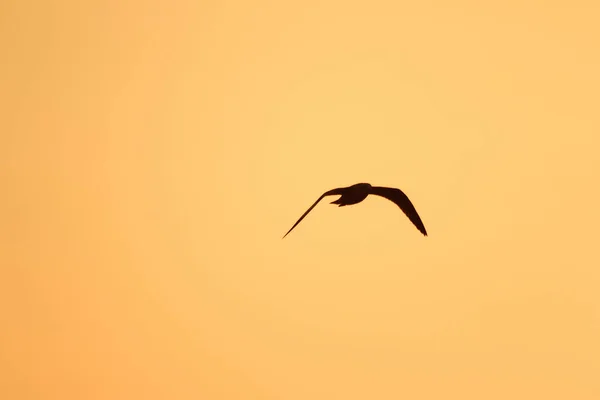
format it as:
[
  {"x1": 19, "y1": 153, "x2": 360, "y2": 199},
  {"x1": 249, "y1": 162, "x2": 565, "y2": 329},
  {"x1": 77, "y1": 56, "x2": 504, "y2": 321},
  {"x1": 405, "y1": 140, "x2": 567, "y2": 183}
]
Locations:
[{"x1": 282, "y1": 182, "x2": 427, "y2": 238}]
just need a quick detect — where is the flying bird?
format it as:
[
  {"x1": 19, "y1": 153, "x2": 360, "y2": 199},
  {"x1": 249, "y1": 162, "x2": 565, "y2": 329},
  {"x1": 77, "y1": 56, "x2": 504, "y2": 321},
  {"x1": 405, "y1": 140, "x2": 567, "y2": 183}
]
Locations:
[{"x1": 282, "y1": 182, "x2": 427, "y2": 238}]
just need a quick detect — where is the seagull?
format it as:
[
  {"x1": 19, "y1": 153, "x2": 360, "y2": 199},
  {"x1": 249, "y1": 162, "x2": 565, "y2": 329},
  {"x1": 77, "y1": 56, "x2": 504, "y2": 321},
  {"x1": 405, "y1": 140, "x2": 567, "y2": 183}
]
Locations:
[{"x1": 282, "y1": 182, "x2": 427, "y2": 238}]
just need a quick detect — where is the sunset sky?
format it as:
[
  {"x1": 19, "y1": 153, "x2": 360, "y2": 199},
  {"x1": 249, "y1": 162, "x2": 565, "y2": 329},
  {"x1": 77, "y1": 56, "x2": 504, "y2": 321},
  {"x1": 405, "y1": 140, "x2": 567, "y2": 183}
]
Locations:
[{"x1": 2, "y1": 1, "x2": 600, "y2": 399}]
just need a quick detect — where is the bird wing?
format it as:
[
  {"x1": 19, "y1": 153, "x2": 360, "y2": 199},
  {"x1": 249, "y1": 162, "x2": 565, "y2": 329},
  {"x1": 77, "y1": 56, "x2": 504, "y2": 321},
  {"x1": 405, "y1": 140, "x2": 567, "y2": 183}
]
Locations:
[
  {"x1": 370, "y1": 186, "x2": 428, "y2": 236},
  {"x1": 282, "y1": 188, "x2": 344, "y2": 238}
]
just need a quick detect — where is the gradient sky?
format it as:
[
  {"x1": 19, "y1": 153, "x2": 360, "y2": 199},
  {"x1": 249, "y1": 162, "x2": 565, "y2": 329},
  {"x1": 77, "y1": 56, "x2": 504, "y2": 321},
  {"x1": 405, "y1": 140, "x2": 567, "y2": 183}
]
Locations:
[{"x1": 2, "y1": 1, "x2": 600, "y2": 399}]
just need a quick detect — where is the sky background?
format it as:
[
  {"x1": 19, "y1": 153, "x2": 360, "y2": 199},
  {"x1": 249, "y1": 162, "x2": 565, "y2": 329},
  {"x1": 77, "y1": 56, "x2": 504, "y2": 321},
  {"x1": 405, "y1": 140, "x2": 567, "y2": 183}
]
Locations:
[{"x1": 2, "y1": 1, "x2": 600, "y2": 399}]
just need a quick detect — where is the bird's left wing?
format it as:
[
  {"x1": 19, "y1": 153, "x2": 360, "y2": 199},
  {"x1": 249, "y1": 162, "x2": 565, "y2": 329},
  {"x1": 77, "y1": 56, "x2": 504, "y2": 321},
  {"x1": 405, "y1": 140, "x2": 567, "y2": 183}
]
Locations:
[
  {"x1": 282, "y1": 188, "x2": 344, "y2": 238},
  {"x1": 370, "y1": 186, "x2": 428, "y2": 236}
]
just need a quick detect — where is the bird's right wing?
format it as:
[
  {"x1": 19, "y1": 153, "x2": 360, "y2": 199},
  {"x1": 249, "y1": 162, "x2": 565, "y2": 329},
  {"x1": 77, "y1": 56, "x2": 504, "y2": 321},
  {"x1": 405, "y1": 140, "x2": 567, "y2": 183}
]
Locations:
[
  {"x1": 282, "y1": 188, "x2": 344, "y2": 238},
  {"x1": 370, "y1": 186, "x2": 428, "y2": 236}
]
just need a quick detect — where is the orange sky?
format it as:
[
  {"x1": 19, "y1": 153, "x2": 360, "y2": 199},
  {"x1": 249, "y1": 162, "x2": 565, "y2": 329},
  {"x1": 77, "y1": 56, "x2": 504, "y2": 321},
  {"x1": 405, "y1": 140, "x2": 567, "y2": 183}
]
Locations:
[{"x1": 2, "y1": 1, "x2": 600, "y2": 399}]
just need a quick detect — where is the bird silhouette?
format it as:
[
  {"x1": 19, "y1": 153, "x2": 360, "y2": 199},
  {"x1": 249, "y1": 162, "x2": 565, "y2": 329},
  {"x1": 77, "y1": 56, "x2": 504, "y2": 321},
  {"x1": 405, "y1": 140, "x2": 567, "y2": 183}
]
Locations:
[{"x1": 283, "y1": 182, "x2": 427, "y2": 238}]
